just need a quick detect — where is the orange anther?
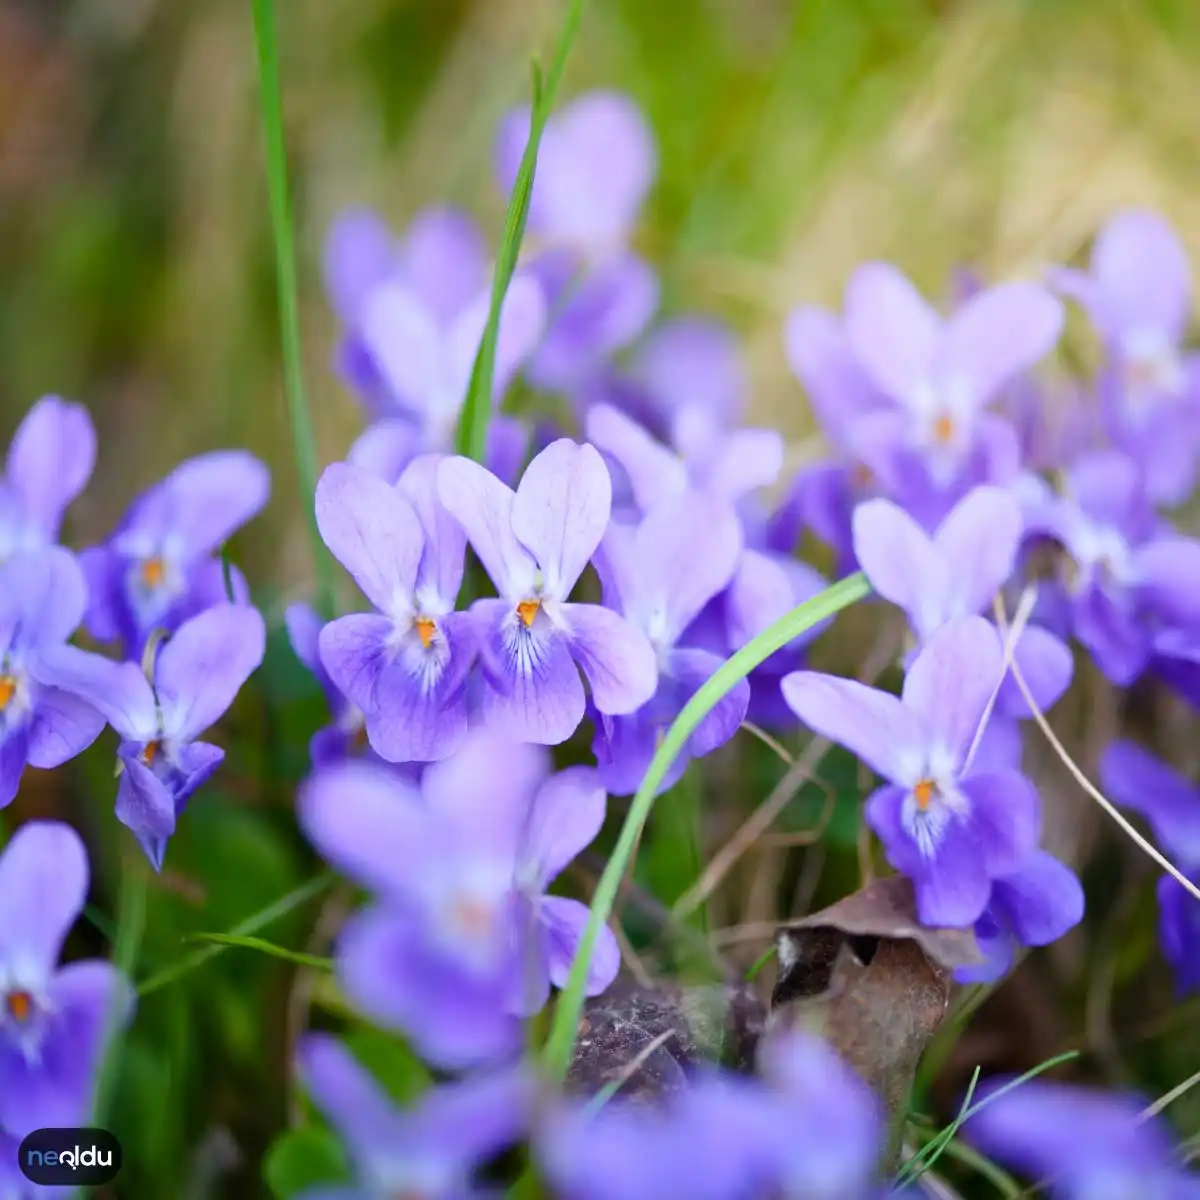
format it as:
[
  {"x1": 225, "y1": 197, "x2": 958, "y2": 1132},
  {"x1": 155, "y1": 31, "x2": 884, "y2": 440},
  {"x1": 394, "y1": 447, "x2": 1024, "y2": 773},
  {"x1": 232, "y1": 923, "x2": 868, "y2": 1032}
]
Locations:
[
  {"x1": 415, "y1": 617, "x2": 436, "y2": 649},
  {"x1": 141, "y1": 557, "x2": 166, "y2": 588},
  {"x1": 5, "y1": 990, "x2": 32, "y2": 1023},
  {"x1": 933, "y1": 414, "x2": 955, "y2": 444},
  {"x1": 0, "y1": 676, "x2": 14, "y2": 711},
  {"x1": 516, "y1": 599, "x2": 540, "y2": 627}
]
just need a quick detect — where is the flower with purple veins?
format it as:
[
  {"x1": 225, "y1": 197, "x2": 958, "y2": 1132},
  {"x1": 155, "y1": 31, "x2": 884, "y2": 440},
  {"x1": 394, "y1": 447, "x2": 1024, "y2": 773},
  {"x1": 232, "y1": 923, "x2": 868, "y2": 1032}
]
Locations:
[
  {"x1": 852, "y1": 485, "x2": 1074, "y2": 720},
  {"x1": 591, "y1": 490, "x2": 748, "y2": 795},
  {"x1": 0, "y1": 396, "x2": 95, "y2": 563},
  {"x1": 78, "y1": 450, "x2": 268, "y2": 657},
  {"x1": 964, "y1": 1079, "x2": 1200, "y2": 1198},
  {"x1": 1100, "y1": 740, "x2": 1200, "y2": 995},
  {"x1": 299, "y1": 733, "x2": 619, "y2": 1070},
  {"x1": 1026, "y1": 449, "x2": 1200, "y2": 685},
  {"x1": 437, "y1": 438, "x2": 657, "y2": 745},
  {"x1": 0, "y1": 821, "x2": 135, "y2": 1138},
  {"x1": 0, "y1": 550, "x2": 106, "y2": 807},
  {"x1": 1052, "y1": 208, "x2": 1200, "y2": 505},
  {"x1": 297, "y1": 1034, "x2": 530, "y2": 1200},
  {"x1": 954, "y1": 849, "x2": 1085, "y2": 984},
  {"x1": 782, "y1": 616, "x2": 1042, "y2": 927},
  {"x1": 495, "y1": 91, "x2": 659, "y2": 392},
  {"x1": 315, "y1": 456, "x2": 477, "y2": 764},
  {"x1": 842, "y1": 263, "x2": 1062, "y2": 513},
  {"x1": 36, "y1": 603, "x2": 265, "y2": 871}
]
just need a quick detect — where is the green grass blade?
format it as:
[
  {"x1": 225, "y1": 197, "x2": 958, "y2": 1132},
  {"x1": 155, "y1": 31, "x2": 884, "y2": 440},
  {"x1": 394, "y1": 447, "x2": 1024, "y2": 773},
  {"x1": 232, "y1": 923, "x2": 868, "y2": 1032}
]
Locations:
[
  {"x1": 249, "y1": 0, "x2": 334, "y2": 617},
  {"x1": 138, "y1": 871, "x2": 333, "y2": 996},
  {"x1": 541, "y1": 570, "x2": 872, "y2": 1081},
  {"x1": 453, "y1": 0, "x2": 586, "y2": 463},
  {"x1": 184, "y1": 932, "x2": 333, "y2": 970}
]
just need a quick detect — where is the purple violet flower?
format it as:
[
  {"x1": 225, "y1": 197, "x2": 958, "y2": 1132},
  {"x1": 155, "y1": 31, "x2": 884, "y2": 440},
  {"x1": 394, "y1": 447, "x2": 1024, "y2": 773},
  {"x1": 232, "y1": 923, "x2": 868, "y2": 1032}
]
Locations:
[
  {"x1": 297, "y1": 1034, "x2": 530, "y2": 1200},
  {"x1": 437, "y1": 439, "x2": 657, "y2": 745},
  {"x1": 1100, "y1": 740, "x2": 1200, "y2": 994},
  {"x1": 315, "y1": 455, "x2": 477, "y2": 763},
  {"x1": 954, "y1": 849, "x2": 1085, "y2": 984},
  {"x1": 78, "y1": 450, "x2": 268, "y2": 657},
  {"x1": 841, "y1": 263, "x2": 1062, "y2": 508},
  {"x1": 852, "y1": 485, "x2": 1074, "y2": 718},
  {"x1": 495, "y1": 92, "x2": 659, "y2": 392},
  {"x1": 0, "y1": 821, "x2": 135, "y2": 1137},
  {"x1": 0, "y1": 550, "x2": 106, "y2": 807},
  {"x1": 299, "y1": 732, "x2": 618, "y2": 1070},
  {"x1": 782, "y1": 616, "x2": 1042, "y2": 926},
  {"x1": 37, "y1": 603, "x2": 265, "y2": 870},
  {"x1": 1026, "y1": 450, "x2": 1200, "y2": 685},
  {"x1": 965, "y1": 1079, "x2": 1200, "y2": 1198},
  {"x1": 591, "y1": 490, "x2": 748, "y2": 795},
  {"x1": 1052, "y1": 209, "x2": 1200, "y2": 505},
  {"x1": 0, "y1": 396, "x2": 96, "y2": 563}
]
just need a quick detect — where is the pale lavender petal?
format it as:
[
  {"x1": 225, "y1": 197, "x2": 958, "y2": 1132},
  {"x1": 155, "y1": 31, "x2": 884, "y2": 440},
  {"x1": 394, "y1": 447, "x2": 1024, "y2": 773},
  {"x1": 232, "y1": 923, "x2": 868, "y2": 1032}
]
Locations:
[
  {"x1": 1135, "y1": 537, "x2": 1200, "y2": 628},
  {"x1": 993, "y1": 851, "x2": 1084, "y2": 946},
  {"x1": 542, "y1": 896, "x2": 619, "y2": 994},
  {"x1": 363, "y1": 640, "x2": 470, "y2": 764},
  {"x1": 437, "y1": 457, "x2": 537, "y2": 596},
  {"x1": 318, "y1": 614, "x2": 393, "y2": 714},
  {"x1": 2, "y1": 546, "x2": 87, "y2": 647},
  {"x1": 841, "y1": 409, "x2": 913, "y2": 496},
  {"x1": 633, "y1": 490, "x2": 742, "y2": 641},
  {"x1": 155, "y1": 603, "x2": 266, "y2": 742},
  {"x1": 298, "y1": 761, "x2": 427, "y2": 898},
  {"x1": 851, "y1": 498, "x2": 947, "y2": 634},
  {"x1": 0, "y1": 730, "x2": 26, "y2": 809},
  {"x1": 5, "y1": 396, "x2": 96, "y2": 539},
  {"x1": 315, "y1": 463, "x2": 424, "y2": 612},
  {"x1": 585, "y1": 403, "x2": 687, "y2": 513},
  {"x1": 700, "y1": 427, "x2": 785, "y2": 499},
  {"x1": 912, "y1": 825, "x2": 991, "y2": 927},
  {"x1": 864, "y1": 783, "x2": 936, "y2": 879},
  {"x1": 511, "y1": 440, "x2": 612, "y2": 598},
  {"x1": 960, "y1": 769, "x2": 1042, "y2": 874},
  {"x1": 1093, "y1": 209, "x2": 1192, "y2": 341},
  {"x1": 485, "y1": 415, "x2": 531, "y2": 489},
  {"x1": 358, "y1": 283, "x2": 441, "y2": 410},
  {"x1": 995, "y1": 624, "x2": 1074, "y2": 718},
  {"x1": 397, "y1": 454, "x2": 467, "y2": 604},
  {"x1": 346, "y1": 419, "x2": 423, "y2": 484},
  {"x1": 1065, "y1": 449, "x2": 1148, "y2": 535},
  {"x1": 965, "y1": 713, "x2": 1022, "y2": 774},
  {"x1": 564, "y1": 602, "x2": 657, "y2": 716},
  {"x1": 902, "y1": 616, "x2": 1004, "y2": 762},
  {"x1": 1074, "y1": 586, "x2": 1149, "y2": 686},
  {"x1": 397, "y1": 206, "x2": 488, "y2": 324},
  {"x1": 78, "y1": 546, "x2": 123, "y2": 643},
  {"x1": 670, "y1": 647, "x2": 749, "y2": 757},
  {"x1": 630, "y1": 316, "x2": 746, "y2": 425},
  {"x1": 115, "y1": 758, "x2": 178, "y2": 870},
  {"x1": 844, "y1": 262, "x2": 940, "y2": 401},
  {"x1": 284, "y1": 601, "x2": 322, "y2": 676},
  {"x1": 784, "y1": 307, "x2": 885, "y2": 445},
  {"x1": 0, "y1": 820, "x2": 86, "y2": 973},
  {"x1": 25, "y1": 688, "x2": 105, "y2": 769},
  {"x1": 524, "y1": 765, "x2": 607, "y2": 885},
  {"x1": 934, "y1": 486, "x2": 1021, "y2": 617},
  {"x1": 780, "y1": 671, "x2": 923, "y2": 784},
  {"x1": 936, "y1": 283, "x2": 1063, "y2": 405},
  {"x1": 154, "y1": 451, "x2": 270, "y2": 560},
  {"x1": 323, "y1": 208, "x2": 397, "y2": 324},
  {"x1": 298, "y1": 1034, "x2": 402, "y2": 1153},
  {"x1": 31, "y1": 645, "x2": 156, "y2": 741}
]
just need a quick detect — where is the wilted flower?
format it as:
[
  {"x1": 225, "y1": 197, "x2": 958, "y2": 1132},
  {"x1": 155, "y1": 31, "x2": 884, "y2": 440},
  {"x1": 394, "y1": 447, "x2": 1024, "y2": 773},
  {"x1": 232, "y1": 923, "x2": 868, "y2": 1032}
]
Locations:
[
  {"x1": 438, "y1": 439, "x2": 657, "y2": 745},
  {"x1": 37, "y1": 603, "x2": 265, "y2": 870},
  {"x1": 0, "y1": 550, "x2": 106, "y2": 807},
  {"x1": 954, "y1": 850, "x2": 1085, "y2": 984},
  {"x1": 782, "y1": 617, "x2": 1041, "y2": 926},
  {"x1": 852, "y1": 485, "x2": 1074, "y2": 717},
  {"x1": 0, "y1": 821, "x2": 135, "y2": 1137},
  {"x1": 965, "y1": 1079, "x2": 1200, "y2": 1198},
  {"x1": 495, "y1": 91, "x2": 659, "y2": 391},
  {"x1": 79, "y1": 450, "x2": 268, "y2": 657},
  {"x1": 1027, "y1": 450, "x2": 1200, "y2": 685},
  {"x1": 1100, "y1": 740, "x2": 1200, "y2": 995},
  {"x1": 592, "y1": 489, "x2": 747, "y2": 795},
  {"x1": 841, "y1": 263, "x2": 1062, "y2": 510},
  {"x1": 299, "y1": 733, "x2": 618, "y2": 1070},
  {"x1": 1052, "y1": 209, "x2": 1200, "y2": 505},
  {"x1": 315, "y1": 456, "x2": 477, "y2": 763},
  {"x1": 0, "y1": 396, "x2": 95, "y2": 564},
  {"x1": 297, "y1": 1034, "x2": 530, "y2": 1200}
]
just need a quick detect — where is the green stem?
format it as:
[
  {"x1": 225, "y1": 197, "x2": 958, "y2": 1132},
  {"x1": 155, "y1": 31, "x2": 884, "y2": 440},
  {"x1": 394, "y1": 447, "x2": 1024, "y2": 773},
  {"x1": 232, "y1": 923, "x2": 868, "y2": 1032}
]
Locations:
[
  {"x1": 541, "y1": 571, "x2": 872, "y2": 1081},
  {"x1": 249, "y1": 0, "x2": 334, "y2": 617}
]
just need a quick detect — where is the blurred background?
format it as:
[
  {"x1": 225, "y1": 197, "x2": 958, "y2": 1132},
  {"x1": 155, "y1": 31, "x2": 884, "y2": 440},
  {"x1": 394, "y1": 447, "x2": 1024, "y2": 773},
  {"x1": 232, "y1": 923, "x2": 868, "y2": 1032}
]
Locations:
[{"x1": 3, "y1": 0, "x2": 1200, "y2": 1195}]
